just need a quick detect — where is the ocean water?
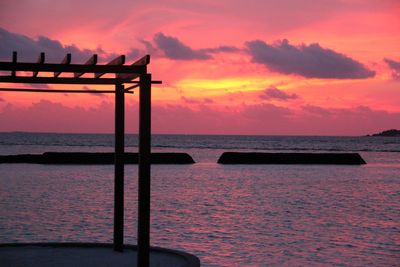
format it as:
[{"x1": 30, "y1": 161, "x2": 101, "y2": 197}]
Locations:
[{"x1": 0, "y1": 133, "x2": 399, "y2": 266}]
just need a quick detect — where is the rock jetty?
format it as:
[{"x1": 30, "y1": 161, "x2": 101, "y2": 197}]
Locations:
[
  {"x1": 0, "y1": 152, "x2": 195, "y2": 164},
  {"x1": 217, "y1": 152, "x2": 366, "y2": 165},
  {"x1": 370, "y1": 129, "x2": 400, "y2": 137}
]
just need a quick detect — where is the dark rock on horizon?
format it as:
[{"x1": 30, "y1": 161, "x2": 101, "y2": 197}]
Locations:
[
  {"x1": 370, "y1": 129, "x2": 400, "y2": 137},
  {"x1": 218, "y1": 152, "x2": 366, "y2": 165},
  {"x1": 0, "y1": 152, "x2": 195, "y2": 164}
]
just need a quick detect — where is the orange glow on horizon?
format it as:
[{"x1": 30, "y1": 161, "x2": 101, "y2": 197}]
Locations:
[{"x1": 1, "y1": 1, "x2": 399, "y2": 135}]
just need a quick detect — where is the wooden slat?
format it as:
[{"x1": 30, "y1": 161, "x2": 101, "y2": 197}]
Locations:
[
  {"x1": 33, "y1": 53, "x2": 45, "y2": 77},
  {"x1": 117, "y1": 55, "x2": 150, "y2": 80},
  {"x1": 74, "y1": 54, "x2": 97, "y2": 78},
  {"x1": 95, "y1": 55, "x2": 125, "y2": 78},
  {"x1": 11, "y1": 52, "x2": 17, "y2": 77},
  {"x1": 54, "y1": 54, "x2": 71, "y2": 77},
  {"x1": 125, "y1": 84, "x2": 140, "y2": 91}
]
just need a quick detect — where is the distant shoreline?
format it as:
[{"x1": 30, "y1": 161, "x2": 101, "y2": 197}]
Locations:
[
  {"x1": 0, "y1": 131, "x2": 397, "y2": 138},
  {"x1": 367, "y1": 129, "x2": 400, "y2": 137}
]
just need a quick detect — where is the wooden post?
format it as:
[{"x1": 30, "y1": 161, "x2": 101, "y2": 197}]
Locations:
[
  {"x1": 114, "y1": 83, "x2": 125, "y2": 251},
  {"x1": 11, "y1": 51, "x2": 17, "y2": 77},
  {"x1": 138, "y1": 73, "x2": 151, "y2": 267}
]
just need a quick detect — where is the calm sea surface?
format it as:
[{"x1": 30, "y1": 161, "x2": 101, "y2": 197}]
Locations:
[{"x1": 0, "y1": 133, "x2": 399, "y2": 266}]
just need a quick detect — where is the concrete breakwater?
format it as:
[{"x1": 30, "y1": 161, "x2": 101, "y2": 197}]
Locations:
[
  {"x1": 0, "y1": 152, "x2": 367, "y2": 165},
  {"x1": 0, "y1": 152, "x2": 195, "y2": 164},
  {"x1": 217, "y1": 152, "x2": 367, "y2": 165}
]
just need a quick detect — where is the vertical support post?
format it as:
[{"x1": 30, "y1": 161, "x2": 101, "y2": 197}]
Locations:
[
  {"x1": 114, "y1": 83, "x2": 125, "y2": 251},
  {"x1": 12, "y1": 51, "x2": 17, "y2": 77},
  {"x1": 138, "y1": 73, "x2": 152, "y2": 267}
]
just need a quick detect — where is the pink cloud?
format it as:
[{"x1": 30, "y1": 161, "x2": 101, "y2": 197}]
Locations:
[
  {"x1": 259, "y1": 87, "x2": 298, "y2": 101},
  {"x1": 241, "y1": 103, "x2": 292, "y2": 120},
  {"x1": 296, "y1": 105, "x2": 400, "y2": 136},
  {"x1": 3, "y1": 1, "x2": 396, "y2": 38},
  {"x1": 302, "y1": 104, "x2": 332, "y2": 116},
  {"x1": 181, "y1": 96, "x2": 215, "y2": 105},
  {"x1": 0, "y1": 100, "x2": 117, "y2": 133},
  {"x1": 1, "y1": 100, "x2": 399, "y2": 136}
]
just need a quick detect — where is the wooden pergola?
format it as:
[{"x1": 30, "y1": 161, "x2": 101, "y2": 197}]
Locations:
[{"x1": 0, "y1": 52, "x2": 161, "y2": 267}]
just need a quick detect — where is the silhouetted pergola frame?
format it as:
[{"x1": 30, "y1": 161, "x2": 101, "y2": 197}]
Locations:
[{"x1": 0, "y1": 52, "x2": 161, "y2": 267}]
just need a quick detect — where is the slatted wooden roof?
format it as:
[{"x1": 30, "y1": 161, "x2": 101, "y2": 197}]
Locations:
[{"x1": 0, "y1": 52, "x2": 160, "y2": 93}]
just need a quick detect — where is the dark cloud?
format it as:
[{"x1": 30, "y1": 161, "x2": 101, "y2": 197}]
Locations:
[
  {"x1": 246, "y1": 39, "x2": 375, "y2": 79},
  {"x1": 200, "y1": 45, "x2": 241, "y2": 53},
  {"x1": 94, "y1": 47, "x2": 120, "y2": 63},
  {"x1": 153, "y1": 33, "x2": 212, "y2": 60},
  {"x1": 259, "y1": 86, "x2": 298, "y2": 101},
  {"x1": 384, "y1": 58, "x2": 400, "y2": 80},
  {"x1": 242, "y1": 103, "x2": 292, "y2": 120},
  {"x1": 302, "y1": 104, "x2": 332, "y2": 116},
  {"x1": 181, "y1": 96, "x2": 215, "y2": 104},
  {"x1": 82, "y1": 86, "x2": 107, "y2": 98},
  {"x1": 151, "y1": 33, "x2": 242, "y2": 60},
  {"x1": 301, "y1": 104, "x2": 394, "y2": 121},
  {"x1": 0, "y1": 27, "x2": 148, "y2": 66},
  {"x1": 125, "y1": 48, "x2": 141, "y2": 62},
  {"x1": 0, "y1": 27, "x2": 94, "y2": 63},
  {"x1": 139, "y1": 39, "x2": 157, "y2": 55},
  {"x1": 181, "y1": 96, "x2": 200, "y2": 104},
  {"x1": 203, "y1": 98, "x2": 214, "y2": 104}
]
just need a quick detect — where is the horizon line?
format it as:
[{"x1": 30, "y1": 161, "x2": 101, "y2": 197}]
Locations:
[{"x1": 0, "y1": 130, "x2": 379, "y2": 138}]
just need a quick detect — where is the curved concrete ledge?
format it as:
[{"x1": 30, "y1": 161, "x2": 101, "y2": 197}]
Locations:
[
  {"x1": 0, "y1": 152, "x2": 195, "y2": 164},
  {"x1": 0, "y1": 242, "x2": 200, "y2": 267},
  {"x1": 217, "y1": 152, "x2": 367, "y2": 165}
]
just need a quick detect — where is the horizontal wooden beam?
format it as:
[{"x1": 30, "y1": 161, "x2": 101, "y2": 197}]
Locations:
[
  {"x1": 0, "y1": 76, "x2": 134, "y2": 85},
  {"x1": 0, "y1": 88, "x2": 133, "y2": 94},
  {"x1": 0, "y1": 62, "x2": 146, "y2": 75}
]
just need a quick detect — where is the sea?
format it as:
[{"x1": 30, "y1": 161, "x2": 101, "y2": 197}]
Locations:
[{"x1": 0, "y1": 132, "x2": 399, "y2": 266}]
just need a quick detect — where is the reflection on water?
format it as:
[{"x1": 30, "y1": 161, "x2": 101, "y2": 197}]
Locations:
[{"x1": 1, "y1": 156, "x2": 399, "y2": 266}]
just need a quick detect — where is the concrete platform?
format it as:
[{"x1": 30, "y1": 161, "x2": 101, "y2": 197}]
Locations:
[
  {"x1": 0, "y1": 152, "x2": 196, "y2": 164},
  {"x1": 0, "y1": 243, "x2": 200, "y2": 267},
  {"x1": 218, "y1": 152, "x2": 367, "y2": 164}
]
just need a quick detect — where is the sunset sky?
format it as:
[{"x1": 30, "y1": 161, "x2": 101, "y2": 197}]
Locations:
[{"x1": 0, "y1": 0, "x2": 399, "y2": 135}]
